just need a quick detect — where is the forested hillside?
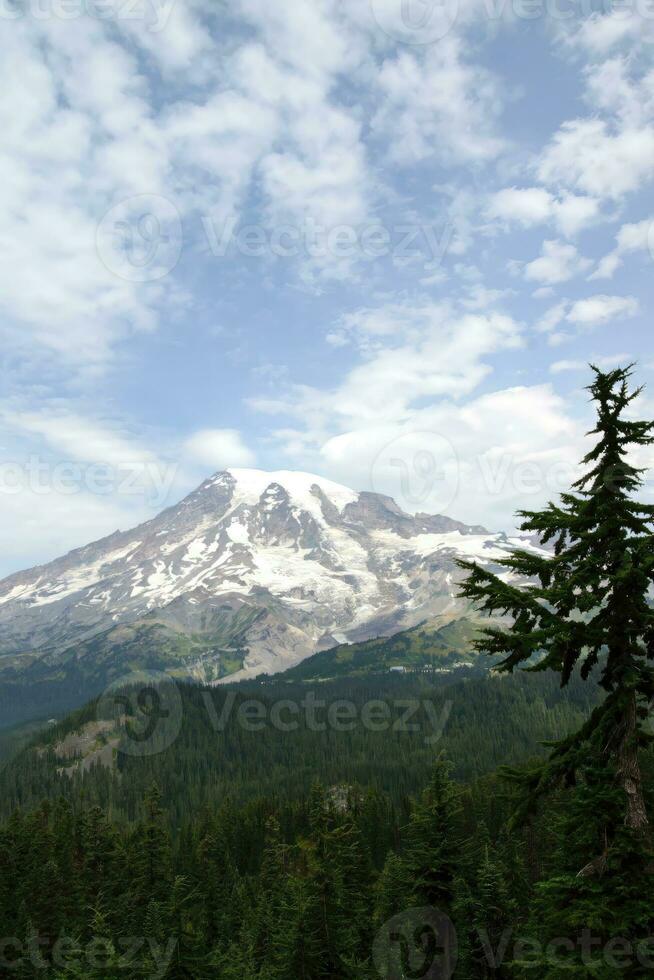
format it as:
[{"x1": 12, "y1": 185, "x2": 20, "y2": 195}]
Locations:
[
  {"x1": 280, "y1": 617, "x2": 486, "y2": 680},
  {"x1": 0, "y1": 669, "x2": 598, "y2": 826},
  {"x1": 3, "y1": 749, "x2": 653, "y2": 978}
]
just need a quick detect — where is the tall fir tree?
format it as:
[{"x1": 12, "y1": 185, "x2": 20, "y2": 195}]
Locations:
[
  {"x1": 511, "y1": 763, "x2": 654, "y2": 978},
  {"x1": 458, "y1": 365, "x2": 654, "y2": 851},
  {"x1": 402, "y1": 756, "x2": 462, "y2": 910}
]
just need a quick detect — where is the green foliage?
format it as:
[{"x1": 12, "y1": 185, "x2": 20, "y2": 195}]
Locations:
[
  {"x1": 0, "y1": 669, "x2": 599, "y2": 825},
  {"x1": 458, "y1": 364, "x2": 654, "y2": 973},
  {"x1": 458, "y1": 366, "x2": 654, "y2": 828},
  {"x1": 282, "y1": 617, "x2": 486, "y2": 680}
]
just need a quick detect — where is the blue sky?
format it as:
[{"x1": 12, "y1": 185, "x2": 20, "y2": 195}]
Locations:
[{"x1": 1, "y1": 0, "x2": 654, "y2": 576}]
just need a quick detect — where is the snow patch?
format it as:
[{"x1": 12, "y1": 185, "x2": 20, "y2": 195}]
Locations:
[{"x1": 226, "y1": 468, "x2": 358, "y2": 520}]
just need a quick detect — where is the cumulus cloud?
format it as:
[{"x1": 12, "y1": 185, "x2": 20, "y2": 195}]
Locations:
[
  {"x1": 251, "y1": 301, "x2": 524, "y2": 427},
  {"x1": 3, "y1": 0, "x2": 653, "y2": 570},
  {"x1": 245, "y1": 301, "x2": 590, "y2": 531},
  {"x1": 590, "y1": 217, "x2": 654, "y2": 280},
  {"x1": 535, "y1": 296, "x2": 638, "y2": 341},
  {"x1": 184, "y1": 429, "x2": 255, "y2": 470},
  {"x1": 564, "y1": 11, "x2": 649, "y2": 55},
  {"x1": 4, "y1": 411, "x2": 162, "y2": 469},
  {"x1": 0, "y1": 2, "x2": 380, "y2": 382},
  {"x1": 537, "y1": 119, "x2": 654, "y2": 201},
  {"x1": 523, "y1": 240, "x2": 592, "y2": 285},
  {"x1": 487, "y1": 187, "x2": 600, "y2": 236},
  {"x1": 566, "y1": 294, "x2": 639, "y2": 327},
  {"x1": 0, "y1": 407, "x2": 181, "y2": 575},
  {"x1": 316, "y1": 384, "x2": 582, "y2": 530},
  {"x1": 374, "y1": 38, "x2": 505, "y2": 166}
]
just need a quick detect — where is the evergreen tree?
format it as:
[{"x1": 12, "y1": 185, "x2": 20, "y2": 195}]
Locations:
[
  {"x1": 130, "y1": 783, "x2": 174, "y2": 927},
  {"x1": 402, "y1": 757, "x2": 461, "y2": 911},
  {"x1": 512, "y1": 764, "x2": 654, "y2": 978},
  {"x1": 374, "y1": 852, "x2": 411, "y2": 929},
  {"x1": 458, "y1": 365, "x2": 654, "y2": 848}
]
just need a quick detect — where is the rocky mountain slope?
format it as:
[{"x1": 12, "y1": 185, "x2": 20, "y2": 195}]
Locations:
[{"x1": 0, "y1": 468, "x2": 539, "y2": 694}]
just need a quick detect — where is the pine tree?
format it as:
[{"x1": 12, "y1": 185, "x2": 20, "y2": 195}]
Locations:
[
  {"x1": 196, "y1": 819, "x2": 242, "y2": 950},
  {"x1": 402, "y1": 757, "x2": 461, "y2": 910},
  {"x1": 130, "y1": 783, "x2": 174, "y2": 925},
  {"x1": 374, "y1": 852, "x2": 410, "y2": 929},
  {"x1": 270, "y1": 785, "x2": 372, "y2": 979},
  {"x1": 250, "y1": 817, "x2": 288, "y2": 972},
  {"x1": 512, "y1": 763, "x2": 654, "y2": 978},
  {"x1": 458, "y1": 365, "x2": 654, "y2": 850}
]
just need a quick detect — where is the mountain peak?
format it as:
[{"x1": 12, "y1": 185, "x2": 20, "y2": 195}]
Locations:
[
  {"x1": 213, "y1": 467, "x2": 360, "y2": 516},
  {"x1": 0, "y1": 466, "x2": 540, "y2": 691}
]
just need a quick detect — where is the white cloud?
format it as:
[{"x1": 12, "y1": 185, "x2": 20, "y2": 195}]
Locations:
[
  {"x1": 487, "y1": 187, "x2": 600, "y2": 236},
  {"x1": 247, "y1": 301, "x2": 578, "y2": 532},
  {"x1": 184, "y1": 429, "x2": 255, "y2": 470},
  {"x1": 523, "y1": 240, "x2": 592, "y2": 285},
  {"x1": 316, "y1": 384, "x2": 581, "y2": 530},
  {"x1": 488, "y1": 187, "x2": 553, "y2": 225},
  {"x1": 565, "y1": 11, "x2": 647, "y2": 55},
  {"x1": 0, "y1": 408, "x2": 181, "y2": 575},
  {"x1": 252, "y1": 302, "x2": 524, "y2": 429},
  {"x1": 374, "y1": 38, "x2": 505, "y2": 166},
  {"x1": 4, "y1": 411, "x2": 160, "y2": 468},
  {"x1": 549, "y1": 359, "x2": 587, "y2": 374},
  {"x1": 117, "y1": 1, "x2": 214, "y2": 71},
  {"x1": 550, "y1": 353, "x2": 631, "y2": 374},
  {"x1": 584, "y1": 57, "x2": 652, "y2": 128},
  {"x1": 566, "y1": 294, "x2": 639, "y2": 327},
  {"x1": 0, "y1": 2, "x2": 379, "y2": 378},
  {"x1": 235, "y1": 0, "x2": 364, "y2": 80},
  {"x1": 325, "y1": 305, "x2": 524, "y2": 422},
  {"x1": 590, "y1": 217, "x2": 654, "y2": 280},
  {"x1": 3, "y1": 0, "x2": 653, "y2": 571},
  {"x1": 554, "y1": 194, "x2": 602, "y2": 237},
  {"x1": 0, "y1": 23, "x2": 169, "y2": 373},
  {"x1": 537, "y1": 43, "x2": 654, "y2": 206},
  {"x1": 535, "y1": 301, "x2": 568, "y2": 334},
  {"x1": 538, "y1": 119, "x2": 654, "y2": 200},
  {"x1": 535, "y1": 295, "x2": 638, "y2": 339},
  {"x1": 0, "y1": 486, "x2": 159, "y2": 579}
]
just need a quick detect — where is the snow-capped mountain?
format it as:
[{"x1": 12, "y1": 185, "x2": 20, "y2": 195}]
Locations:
[{"x1": 0, "y1": 468, "x2": 536, "y2": 682}]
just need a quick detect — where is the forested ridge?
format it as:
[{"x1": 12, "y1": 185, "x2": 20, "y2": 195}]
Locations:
[{"x1": 0, "y1": 669, "x2": 598, "y2": 825}]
